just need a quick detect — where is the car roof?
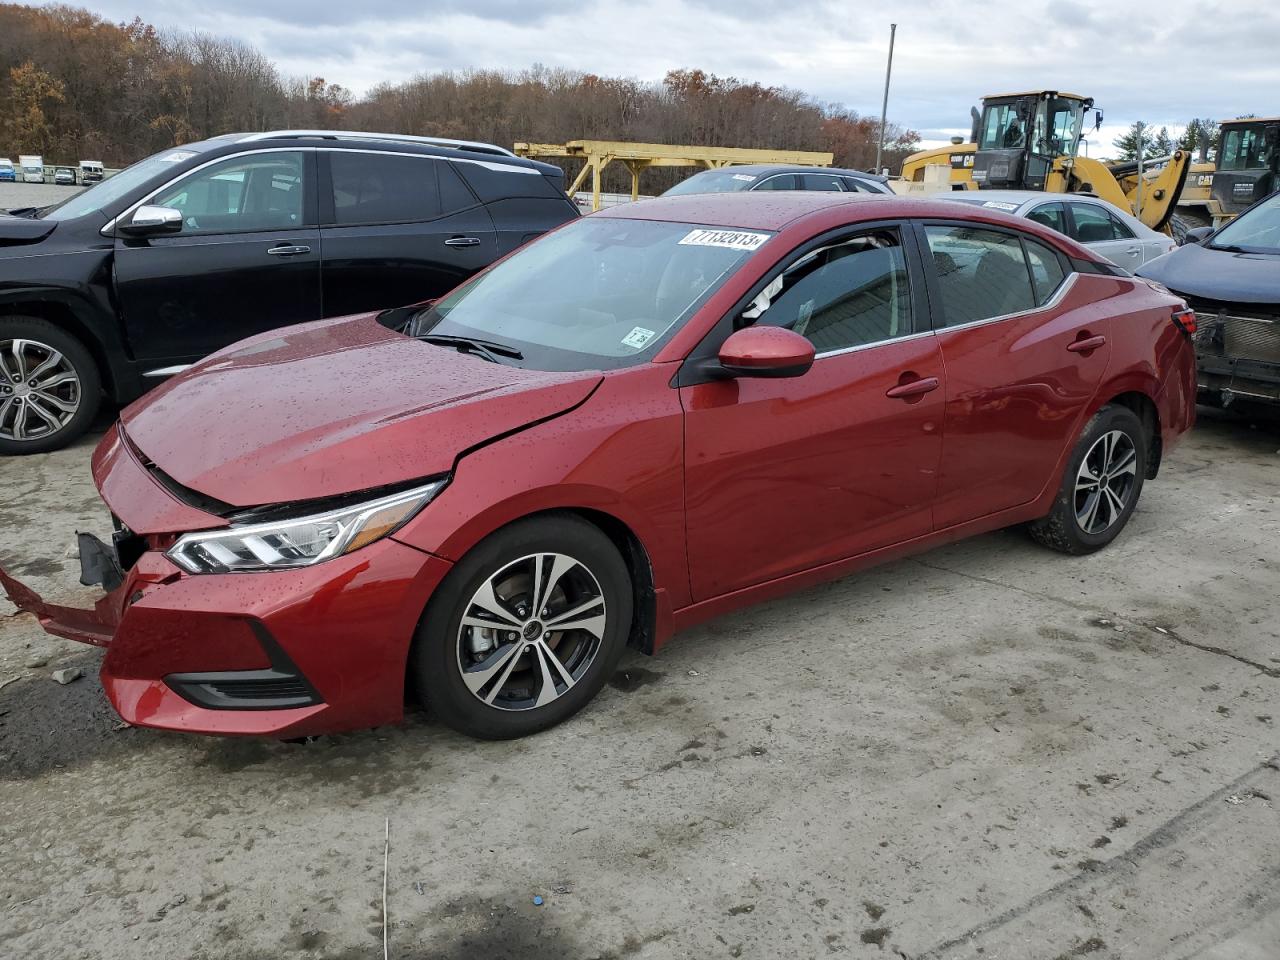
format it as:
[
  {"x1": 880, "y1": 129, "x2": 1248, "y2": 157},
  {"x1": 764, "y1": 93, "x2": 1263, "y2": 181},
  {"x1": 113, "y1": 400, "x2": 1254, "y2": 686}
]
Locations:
[
  {"x1": 928, "y1": 189, "x2": 1159, "y2": 237},
  {"x1": 596, "y1": 191, "x2": 1107, "y2": 260}
]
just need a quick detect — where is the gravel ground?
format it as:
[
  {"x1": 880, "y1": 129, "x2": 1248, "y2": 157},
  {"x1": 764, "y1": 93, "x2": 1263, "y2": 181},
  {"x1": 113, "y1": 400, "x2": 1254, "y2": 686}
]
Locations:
[
  {"x1": 1, "y1": 407, "x2": 1278, "y2": 960},
  {"x1": 0, "y1": 180, "x2": 83, "y2": 210}
]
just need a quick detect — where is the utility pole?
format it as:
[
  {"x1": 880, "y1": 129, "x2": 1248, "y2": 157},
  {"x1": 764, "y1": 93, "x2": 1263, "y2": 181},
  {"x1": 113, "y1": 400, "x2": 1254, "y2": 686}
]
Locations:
[
  {"x1": 875, "y1": 23, "x2": 897, "y2": 176},
  {"x1": 1135, "y1": 120, "x2": 1145, "y2": 219}
]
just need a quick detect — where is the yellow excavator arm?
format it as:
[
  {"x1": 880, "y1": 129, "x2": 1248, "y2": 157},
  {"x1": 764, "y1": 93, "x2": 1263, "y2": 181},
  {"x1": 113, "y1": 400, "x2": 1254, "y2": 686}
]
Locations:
[{"x1": 1054, "y1": 152, "x2": 1191, "y2": 232}]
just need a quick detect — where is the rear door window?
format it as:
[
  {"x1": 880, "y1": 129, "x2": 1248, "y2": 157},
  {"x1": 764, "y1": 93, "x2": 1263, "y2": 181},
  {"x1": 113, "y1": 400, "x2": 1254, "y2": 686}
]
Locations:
[
  {"x1": 1066, "y1": 202, "x2": 1134, "y2": 243},
  {"x1": 1026, "y1": 201, "x2": 1068, "y2": 234},
  {"x1": 753, "y1": 174, "x2": 797, "y2": 191},
  {"x1": 924, "y1": 225, "x2": 1036, "y2": 326},
  {"x1": 800, "y1": 173, "x2": 845, "y2": 192},
  {"x1": 329, "y1": 152, "x2": 441, "y2": 225}
]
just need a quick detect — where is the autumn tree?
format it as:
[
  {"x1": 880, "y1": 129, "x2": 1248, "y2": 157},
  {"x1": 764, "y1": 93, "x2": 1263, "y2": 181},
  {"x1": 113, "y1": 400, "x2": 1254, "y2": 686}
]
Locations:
[{"x1": 2, "y1": 60, "x2": 65, "y2": 154}]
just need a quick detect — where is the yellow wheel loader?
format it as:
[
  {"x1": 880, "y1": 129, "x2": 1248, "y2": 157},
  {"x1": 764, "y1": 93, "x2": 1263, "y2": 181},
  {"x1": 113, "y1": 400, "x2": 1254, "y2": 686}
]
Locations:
[
  {"x1": 1176, "y1": 117, "x2": 1280, "y2": 229},
  {"x1": 898, "y1": 91, "x2": 1191, "y2": 236}
]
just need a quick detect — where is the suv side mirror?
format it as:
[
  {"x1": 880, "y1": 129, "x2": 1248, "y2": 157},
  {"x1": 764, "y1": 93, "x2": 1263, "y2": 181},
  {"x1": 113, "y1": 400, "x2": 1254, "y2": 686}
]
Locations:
[
  {"x1": 1183, "y1": 226, "x2": 1215, "y2": 246},
  {"x1": 718, "y1": 326, "x2": 815, "y2": 379},
  {"x1": 120, "y1": 205, "x2": 183, "y2": 237}
]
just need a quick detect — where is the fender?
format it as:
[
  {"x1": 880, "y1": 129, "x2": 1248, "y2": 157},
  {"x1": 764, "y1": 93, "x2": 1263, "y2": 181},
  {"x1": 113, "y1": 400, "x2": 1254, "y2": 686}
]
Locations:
[
  {"x1": 392, "y1": 364, "x2": 692, "y2": 612},
  {"x1": 0, "y1": 281, "x2": 142, "y2": 402}
]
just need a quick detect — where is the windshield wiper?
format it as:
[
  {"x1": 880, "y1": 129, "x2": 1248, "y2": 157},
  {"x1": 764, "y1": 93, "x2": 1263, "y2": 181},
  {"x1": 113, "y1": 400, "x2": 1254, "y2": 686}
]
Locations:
[{"x1": 416, "y1": 333, "x2": 523, "y2": 363}]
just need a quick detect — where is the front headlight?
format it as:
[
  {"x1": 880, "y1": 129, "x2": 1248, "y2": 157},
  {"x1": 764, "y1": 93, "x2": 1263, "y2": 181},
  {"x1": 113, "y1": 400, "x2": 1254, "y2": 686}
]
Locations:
[{"x1": 167, "y1": 480, "x2": 445, "y2": 574}]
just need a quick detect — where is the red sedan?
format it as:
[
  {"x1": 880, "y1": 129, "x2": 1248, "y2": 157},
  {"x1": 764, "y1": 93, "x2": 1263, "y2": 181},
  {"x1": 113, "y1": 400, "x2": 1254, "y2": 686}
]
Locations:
[{"x1": 1, "y1": 193, "x2": 1197, "y2": 740}]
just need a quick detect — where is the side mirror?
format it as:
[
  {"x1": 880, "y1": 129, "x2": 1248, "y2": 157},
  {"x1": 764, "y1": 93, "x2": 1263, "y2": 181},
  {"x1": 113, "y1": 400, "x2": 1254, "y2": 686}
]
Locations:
[
  {"x1": 1183, "y1": 226, "x2": 1215, "y2": 246},
  {"x1": 120, "y1": 205, "x2": 183, "y2": 237},
  {"x1": 717, "y1": 326, "x2": 815, "y2": 379}
]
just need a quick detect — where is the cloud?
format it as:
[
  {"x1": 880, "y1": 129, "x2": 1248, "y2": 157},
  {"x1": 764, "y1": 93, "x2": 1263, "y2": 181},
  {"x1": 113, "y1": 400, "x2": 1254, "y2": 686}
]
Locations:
[{"x1": 35, "y1": 0, "x2": 1280, "y2": 153}]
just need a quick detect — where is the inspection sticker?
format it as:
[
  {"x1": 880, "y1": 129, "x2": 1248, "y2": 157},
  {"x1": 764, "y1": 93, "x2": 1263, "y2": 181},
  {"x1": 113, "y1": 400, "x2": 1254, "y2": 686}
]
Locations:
[
  {"x1": 981, "y1": 200, "x2": 1020, "y2": 211},
  {"x1": 678, "y1": 229, "x2": 771, "y2": 251},
  {"x1": 731, "y1": 174, "x2": 757, "y2": 182},
  {"x1": 622, "y1": 326, "x2": 657, "y2": 349},
  {"x1": 159, "y1": 151, "x2": 197, "y2": 163}
]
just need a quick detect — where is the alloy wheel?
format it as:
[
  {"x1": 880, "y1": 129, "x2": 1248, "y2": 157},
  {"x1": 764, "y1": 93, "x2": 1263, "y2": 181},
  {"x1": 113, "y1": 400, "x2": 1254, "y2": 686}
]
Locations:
[
  {"x1": 1074, "y1": 429, "x2": 1138, "y2": 535},
  {"x1": 456, "y1": 552, "x2": 608, "y2": 711},
  {"x1": 0, "y1": 338, "x2": 82, "y2": 442}
]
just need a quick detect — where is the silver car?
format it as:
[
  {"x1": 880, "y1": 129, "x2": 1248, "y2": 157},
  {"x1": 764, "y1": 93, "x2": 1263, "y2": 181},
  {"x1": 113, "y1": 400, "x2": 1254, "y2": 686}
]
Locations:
[{"x1": 932, "y1": 190, "x2": 1176, "y2": 271}]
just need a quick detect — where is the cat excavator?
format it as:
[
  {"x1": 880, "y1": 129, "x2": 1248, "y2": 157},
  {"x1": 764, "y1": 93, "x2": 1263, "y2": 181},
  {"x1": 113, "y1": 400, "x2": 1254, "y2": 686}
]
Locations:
[{"x1": 898, "y1": 91, "x2": 1191, "y2": 236}]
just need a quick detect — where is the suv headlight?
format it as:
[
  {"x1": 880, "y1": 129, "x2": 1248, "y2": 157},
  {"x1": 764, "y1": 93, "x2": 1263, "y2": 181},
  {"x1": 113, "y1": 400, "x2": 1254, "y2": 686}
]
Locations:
[{"x1": 168, "y1": 480, "x2": 445, "y2": 574}]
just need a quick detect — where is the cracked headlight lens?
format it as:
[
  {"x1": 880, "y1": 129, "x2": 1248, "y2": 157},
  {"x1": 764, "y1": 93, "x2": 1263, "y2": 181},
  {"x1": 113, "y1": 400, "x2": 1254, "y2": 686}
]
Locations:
[{"x1": 168, "y1": 480, "x2": 444, "y2": 574}]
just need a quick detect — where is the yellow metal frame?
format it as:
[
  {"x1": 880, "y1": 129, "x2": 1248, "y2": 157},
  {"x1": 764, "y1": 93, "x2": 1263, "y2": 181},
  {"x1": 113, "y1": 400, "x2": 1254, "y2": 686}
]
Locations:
[{"x1": 514, "y1": 140, "x2": 834, "y2": 211}]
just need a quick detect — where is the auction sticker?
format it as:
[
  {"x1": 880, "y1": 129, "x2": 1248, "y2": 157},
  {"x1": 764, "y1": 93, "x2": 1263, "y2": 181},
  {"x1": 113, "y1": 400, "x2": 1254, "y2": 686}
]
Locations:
[
  {"x1": 678, "y1": 229, "x2": 771, "y2": 251},
  {"x1": 981, "y1": 200, "x2": 1020, "y2": 212},
  {"x1": 159, "y1": 151, "x2": 197, "y2": 163},
  {"x1": 622, "y1": 326, "x2": 657, "y2": 349},
  {"x1": 731, "y1": 174, "x2": 757, "y2": 182}
]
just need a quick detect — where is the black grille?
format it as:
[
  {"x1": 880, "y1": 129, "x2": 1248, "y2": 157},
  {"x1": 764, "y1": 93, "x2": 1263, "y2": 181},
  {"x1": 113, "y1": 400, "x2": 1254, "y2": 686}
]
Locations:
[{"x1": 165, "y1": 620, "x2": 323, "y2": 711}]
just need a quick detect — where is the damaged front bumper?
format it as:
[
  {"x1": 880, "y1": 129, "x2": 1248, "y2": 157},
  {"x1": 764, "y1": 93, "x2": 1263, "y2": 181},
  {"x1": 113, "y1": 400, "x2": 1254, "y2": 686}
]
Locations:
[{"x1": 1, "y1": 426, "x2": 453, "y2": 738}]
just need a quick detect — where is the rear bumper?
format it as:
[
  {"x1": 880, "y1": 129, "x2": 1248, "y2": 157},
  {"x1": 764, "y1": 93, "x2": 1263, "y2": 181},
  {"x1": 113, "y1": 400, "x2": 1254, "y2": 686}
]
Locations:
[
  {"x1": 1198, "y1": 353, "x2": 1280, "y2": 407},
  {"x1": 2, "y1": 540, "x2": 452, "y2": 737}
]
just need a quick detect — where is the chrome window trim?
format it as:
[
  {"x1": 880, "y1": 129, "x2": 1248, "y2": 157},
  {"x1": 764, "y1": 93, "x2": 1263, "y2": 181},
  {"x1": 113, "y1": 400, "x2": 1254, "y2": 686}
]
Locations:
[
  {"x1": 315, "y1": 145, "x2": 535, "y2": 175},
  {"x1": 933, "y1": 271, "x2": 1080, "y2": 335},
  {"x1": 813, "y1": 327, "x2": 937, "y2": 360},
  {"x1": 101, "y1": 147, "x2": 313, "y2": 236}
]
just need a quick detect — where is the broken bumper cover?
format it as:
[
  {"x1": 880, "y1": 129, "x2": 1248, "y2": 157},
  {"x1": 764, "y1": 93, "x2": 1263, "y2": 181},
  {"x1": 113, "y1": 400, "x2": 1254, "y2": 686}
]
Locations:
[{"x1": 1, "y1": 540, "x2": 453, "y2": 737}]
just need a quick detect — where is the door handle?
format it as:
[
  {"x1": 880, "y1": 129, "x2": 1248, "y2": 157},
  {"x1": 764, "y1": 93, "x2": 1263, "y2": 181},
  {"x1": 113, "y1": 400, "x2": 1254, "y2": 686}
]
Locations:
[
  {"x1": 885, "y1": 376, "x2": 940, "y2": 399},
  {"x1": 266, "y1": 244, "x2": 310, "y2": 256},
  {"x1": 444, "y1": 236, "x2": 481, "y2": 247},
  {"x1": 1124, "y1": 246, "x2": 1141, "y2": 255},
  {"x1": 1067, "y1": 334, "x2": 1107, "y2": 353}
]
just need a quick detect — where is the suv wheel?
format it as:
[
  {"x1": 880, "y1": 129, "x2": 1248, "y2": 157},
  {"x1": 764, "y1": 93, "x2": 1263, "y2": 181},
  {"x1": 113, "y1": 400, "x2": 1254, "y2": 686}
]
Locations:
[
  {"x1": 411, "y1": 514, "x2": 633, "y2": 740},
  {"x1": 0, "y1": 316, "x2": 101, "y2": 455}
]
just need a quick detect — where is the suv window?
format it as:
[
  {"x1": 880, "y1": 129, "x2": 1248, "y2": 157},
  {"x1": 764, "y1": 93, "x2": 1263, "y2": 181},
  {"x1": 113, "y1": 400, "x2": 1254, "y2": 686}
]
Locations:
[
  {"x1": 1067, "y1": 202, "x2": 1134, "y2": 243},
  {"x1": 153, "y1": 152, "x2": 305, "y2": 233},
  {"x1": 1027, "y1": 201, "x2": 1067, "y2": 234},
  {"x1": 753, "y1": 174, "x2": 796, "y2": 191},
  {"x1": 746, "y1": 228, "x2": 913, "y2": 353},
  {"x1": 925, "y1": 225, "x2": 1035, "y2": 326},
  {"x1": 330, "y1": 152, "x2": 441, "y2": 225},
  {"x1": 800, "y1": 173, "x2": 844, "y2": 192}
]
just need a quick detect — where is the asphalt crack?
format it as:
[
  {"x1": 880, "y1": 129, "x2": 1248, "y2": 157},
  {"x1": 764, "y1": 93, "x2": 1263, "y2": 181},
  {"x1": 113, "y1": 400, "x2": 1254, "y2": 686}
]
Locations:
[
  {"x1": 917, "y1": 755, "x2": 1280, "y2": 959},
  {"x1": 910, "y1": 558, "x2": 1280, "y2": 680}
]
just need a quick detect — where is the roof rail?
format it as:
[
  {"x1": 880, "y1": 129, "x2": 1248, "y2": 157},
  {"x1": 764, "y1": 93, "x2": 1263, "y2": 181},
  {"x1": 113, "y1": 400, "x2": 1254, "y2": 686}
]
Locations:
[{"x1": 236, "y1": 130, "x2": 518, "y2": 158}]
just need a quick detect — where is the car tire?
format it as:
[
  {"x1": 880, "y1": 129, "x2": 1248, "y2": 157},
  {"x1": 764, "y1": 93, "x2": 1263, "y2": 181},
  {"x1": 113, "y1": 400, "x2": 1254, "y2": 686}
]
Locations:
[
  {"x1": 1028, "y1": 404, "x2": 1147, "y2": 556},
  {"x1": 410, "y1": 513, "x2": 633, "y2": 740},
  {"x1": 0, "y1": 316, "x2": 101, "y2": 455}
]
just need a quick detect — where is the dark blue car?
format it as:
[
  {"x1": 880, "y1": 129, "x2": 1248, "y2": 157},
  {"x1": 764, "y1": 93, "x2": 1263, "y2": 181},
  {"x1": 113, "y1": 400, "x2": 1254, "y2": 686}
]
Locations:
[{"x1": 1139, "y1": 193, "x2": 1280, "y2": 412}]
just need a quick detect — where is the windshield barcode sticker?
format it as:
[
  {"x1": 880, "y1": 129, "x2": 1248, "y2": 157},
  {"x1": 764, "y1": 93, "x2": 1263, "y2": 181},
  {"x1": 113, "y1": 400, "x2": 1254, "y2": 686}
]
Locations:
[
  {"x1": 621, "y1": 326, "x2": 657, "y2": 349},
  {"x1": 679, "y1": 229, "x2": 771, "y2": 251},
  {"x1": 159, "y1": 150, "x2": 197, "y2": 163},
  {"x1": 982, "y1": 200, "x2": 1020, "y2": 211},
  {"x1": 731, "y1": 174, "x2": 757, "y2": 182}
]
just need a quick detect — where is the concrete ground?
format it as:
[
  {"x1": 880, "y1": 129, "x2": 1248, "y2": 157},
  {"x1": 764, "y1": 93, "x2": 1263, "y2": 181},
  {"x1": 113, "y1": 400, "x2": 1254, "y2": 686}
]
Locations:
[{"x1": 1, "y1": 407, "x2": 1277, "y2": 960}]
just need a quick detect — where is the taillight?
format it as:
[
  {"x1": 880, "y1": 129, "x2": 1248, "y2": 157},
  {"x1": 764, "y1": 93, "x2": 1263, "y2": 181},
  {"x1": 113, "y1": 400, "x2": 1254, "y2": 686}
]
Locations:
[{"x1": 1171, "y1": 306, "x2": 1197, "y2": 337}]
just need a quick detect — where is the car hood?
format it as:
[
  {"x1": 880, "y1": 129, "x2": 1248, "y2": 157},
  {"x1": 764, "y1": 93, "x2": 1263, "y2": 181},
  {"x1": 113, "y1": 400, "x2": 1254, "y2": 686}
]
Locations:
[
  {"x1": 1138, "y1": 242, "x2": 1280, "y2": 304},
  {"x1": 121, "y1": 313, "x2": 602, "y2": 508},
  {"x1": 0, "y1": 213, "x2": 55, "y2": 245}
]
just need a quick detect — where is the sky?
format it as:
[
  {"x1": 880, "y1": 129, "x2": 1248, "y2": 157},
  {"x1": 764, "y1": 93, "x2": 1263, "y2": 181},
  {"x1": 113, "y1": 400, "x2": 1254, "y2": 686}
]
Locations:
[{"x1": 47, "y1": 0, "x2": 1280, "y2": 153}]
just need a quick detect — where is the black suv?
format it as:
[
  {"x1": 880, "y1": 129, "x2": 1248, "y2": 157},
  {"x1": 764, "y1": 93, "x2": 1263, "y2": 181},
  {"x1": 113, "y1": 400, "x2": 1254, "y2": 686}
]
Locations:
[{"x1": 0, "y1": 130, "x2": 577, "y2": 453}]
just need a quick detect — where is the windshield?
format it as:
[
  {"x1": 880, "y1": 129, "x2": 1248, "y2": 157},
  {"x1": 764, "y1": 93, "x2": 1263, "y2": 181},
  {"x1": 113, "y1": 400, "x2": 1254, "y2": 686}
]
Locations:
[
  {"x1": 662, "y1": 170, "x2": 762, "y2": 196},
  {"x1": 1210, "y1": 192, "x2": 1280, "y2": 252},
  {"x1": 407, "y1": 217, "x2": 771, "y2": 370},
  {"x1": 38, "y1": 148, "x2": 203, "y2": 221}
]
